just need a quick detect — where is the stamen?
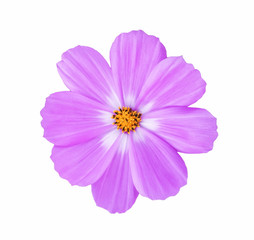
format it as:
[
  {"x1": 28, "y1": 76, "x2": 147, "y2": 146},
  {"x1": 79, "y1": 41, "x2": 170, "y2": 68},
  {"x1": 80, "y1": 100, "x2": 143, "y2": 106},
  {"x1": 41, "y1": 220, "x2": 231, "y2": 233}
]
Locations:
[{"x1": 112, "y1": 107, "x2": 142, "y2": 134}]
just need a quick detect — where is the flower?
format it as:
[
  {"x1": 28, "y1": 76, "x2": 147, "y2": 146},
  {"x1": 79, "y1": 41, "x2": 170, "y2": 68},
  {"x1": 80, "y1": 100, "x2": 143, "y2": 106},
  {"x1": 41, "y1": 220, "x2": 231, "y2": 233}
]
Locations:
[{"x1": 40, "y1": 30, "x2": 218, "y2": 213}]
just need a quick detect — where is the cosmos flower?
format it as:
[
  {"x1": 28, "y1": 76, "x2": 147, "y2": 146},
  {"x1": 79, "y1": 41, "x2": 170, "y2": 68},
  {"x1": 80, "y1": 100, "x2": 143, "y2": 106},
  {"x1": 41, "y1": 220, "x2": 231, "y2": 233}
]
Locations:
[{"x1": 41, "y1": 30, "x2": 218, "y2": 213}]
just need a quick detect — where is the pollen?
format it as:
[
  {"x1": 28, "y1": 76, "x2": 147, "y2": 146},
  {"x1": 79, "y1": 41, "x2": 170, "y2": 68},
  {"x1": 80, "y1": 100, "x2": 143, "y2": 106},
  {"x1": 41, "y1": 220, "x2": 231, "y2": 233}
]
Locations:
[{"x1": 112, "y1": 107, "x2": 142, "y2": 134}]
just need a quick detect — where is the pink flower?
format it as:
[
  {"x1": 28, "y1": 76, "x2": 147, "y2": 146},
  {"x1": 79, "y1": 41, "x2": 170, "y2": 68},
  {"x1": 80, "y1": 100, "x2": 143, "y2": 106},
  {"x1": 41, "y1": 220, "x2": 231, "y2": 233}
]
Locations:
[{"x1": 41, "y1": 30, "x2": 218, "y2": 213}]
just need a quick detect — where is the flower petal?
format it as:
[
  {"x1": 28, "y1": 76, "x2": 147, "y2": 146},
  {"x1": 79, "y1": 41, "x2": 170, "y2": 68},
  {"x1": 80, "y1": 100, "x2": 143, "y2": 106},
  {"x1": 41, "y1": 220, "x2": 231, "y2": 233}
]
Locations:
[
  {"x1": 137, "y1": 56, "x2": 206, "y2": 112},
  {"x1": 129, "y1": 128, "x2": 187, "y2": 200},
  {"x1": 110, "y1": 30, "x2": 167, "y2": 107},
  {"x1": 142, "y1": 107, "x2": 218, "y2": 153},
  {"x1": 41, "y1": 91, "x2": 114, "y2": 146},
  {"x1": 57, "y1": 45, "x2": 121, "y2": 108},
  {"x1": 51, "y1": 130, "x2": 121, "y2": 186},
  {"x1": 92, "y1": 134, "x2": 138, "y2": 213}
]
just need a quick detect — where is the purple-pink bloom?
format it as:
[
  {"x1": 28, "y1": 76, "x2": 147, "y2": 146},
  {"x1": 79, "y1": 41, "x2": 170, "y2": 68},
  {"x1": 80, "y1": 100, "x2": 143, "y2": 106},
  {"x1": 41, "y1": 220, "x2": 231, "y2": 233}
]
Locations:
[{"x1": 41, "y1": 30, "x2": 218, "y2": 213}]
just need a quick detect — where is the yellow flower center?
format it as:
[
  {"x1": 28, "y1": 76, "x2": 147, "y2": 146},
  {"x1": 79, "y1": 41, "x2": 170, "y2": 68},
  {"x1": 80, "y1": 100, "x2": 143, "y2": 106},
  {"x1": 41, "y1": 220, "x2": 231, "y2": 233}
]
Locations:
[{"x1": 112, "y1": 107, "x2": 142, "y2": 134}]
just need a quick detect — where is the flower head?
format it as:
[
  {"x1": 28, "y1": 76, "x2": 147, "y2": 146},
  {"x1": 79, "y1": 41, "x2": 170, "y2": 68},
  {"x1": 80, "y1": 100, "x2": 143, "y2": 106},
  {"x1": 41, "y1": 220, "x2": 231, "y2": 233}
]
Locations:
[{"x1": 41, "y1": 30, "x2": 218, "y2": 213}]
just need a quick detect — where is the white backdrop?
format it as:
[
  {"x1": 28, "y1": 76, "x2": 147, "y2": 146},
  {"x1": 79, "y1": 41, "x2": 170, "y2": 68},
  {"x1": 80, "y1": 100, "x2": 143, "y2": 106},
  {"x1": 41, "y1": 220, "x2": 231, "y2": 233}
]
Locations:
[{"x1": 1, "y1": 0, "x2": 253, "y2": 239}]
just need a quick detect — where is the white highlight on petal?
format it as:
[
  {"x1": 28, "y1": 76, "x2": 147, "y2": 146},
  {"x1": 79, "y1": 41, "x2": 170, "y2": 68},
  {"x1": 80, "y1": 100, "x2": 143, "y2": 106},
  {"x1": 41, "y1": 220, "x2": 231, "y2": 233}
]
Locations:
[
  {"x1": 141, "y1": 118, "x2": 159, "y2": 131},
  {"x1": 118, "y1": 133, "x2": 129, "y2": 155},
  {"x1": 124, "y1": 94, "x2": 136, "y2": 108},
  {"x1": 97, "y1": 110, "x2": 114, "y2": 125},
  {"x1": 132, "y1": 127, "x2": 145, "y2": 143},
  {"x1": 100, "y1": 130, "x2": 120, "y2": 150},
  {"x1": 106, "y1": 89, "x2": 122, "y2": 109},
  {"x1": 139, "y1": 101, "x2": 154, "y2": 114}
]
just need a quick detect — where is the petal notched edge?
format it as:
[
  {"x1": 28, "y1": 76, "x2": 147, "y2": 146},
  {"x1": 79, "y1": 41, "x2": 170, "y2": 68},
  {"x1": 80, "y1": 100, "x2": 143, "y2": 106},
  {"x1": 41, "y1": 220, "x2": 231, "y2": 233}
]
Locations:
[
  {"x1": 142, "y1": 107, "x2": 218, "y2": 153},
  {"x1": 110, "y1": 30, "x2": 167, "y2": 108},
  {"x1": 129, "y1": 128, "x2": 187, "y2": 200},
  {"x1": 138, "y1": 56, "x2": 207, "y2": 112},
  {"x1": 57, "y1": 45, "x2": 120, "y2": 108},
  {"x1": 51, "y1": 130, "x2": 121, "y2": 187},
  {"x1": 40, "y1": 91, "x2": 113, "y2": 146},
  {"x1": 92, "y1": 134, "x2": 138, "y2": 213}
]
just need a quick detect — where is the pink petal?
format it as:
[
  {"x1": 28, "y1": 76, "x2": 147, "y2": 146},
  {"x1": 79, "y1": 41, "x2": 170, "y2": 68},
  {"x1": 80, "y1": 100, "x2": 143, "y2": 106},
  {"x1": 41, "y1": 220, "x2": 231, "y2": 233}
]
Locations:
[
  {"x1": 110, "y1": 30, "x2": 167, "y2": 107},
  {"x1": 51, "y1": 131, "x2": 121, "y2": 186},
  {"x1": 57, "y1": 45, "x2": 121, "y2": 108},
  {"x1": 92, "y1": 135, "x2": 138, "y2": 213},
  {"x1": 137, "y1": 56, "x2": 206, "y2": 112},
  {"x1": 142, "y1": 107, "x2": 218, "y2": 153},
  {"x1": 129, "y1": 128, "x2": 187, "y2": 200},
  {"x1": 41, "y1": 91, "x2": 114, "y2": 146}
]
